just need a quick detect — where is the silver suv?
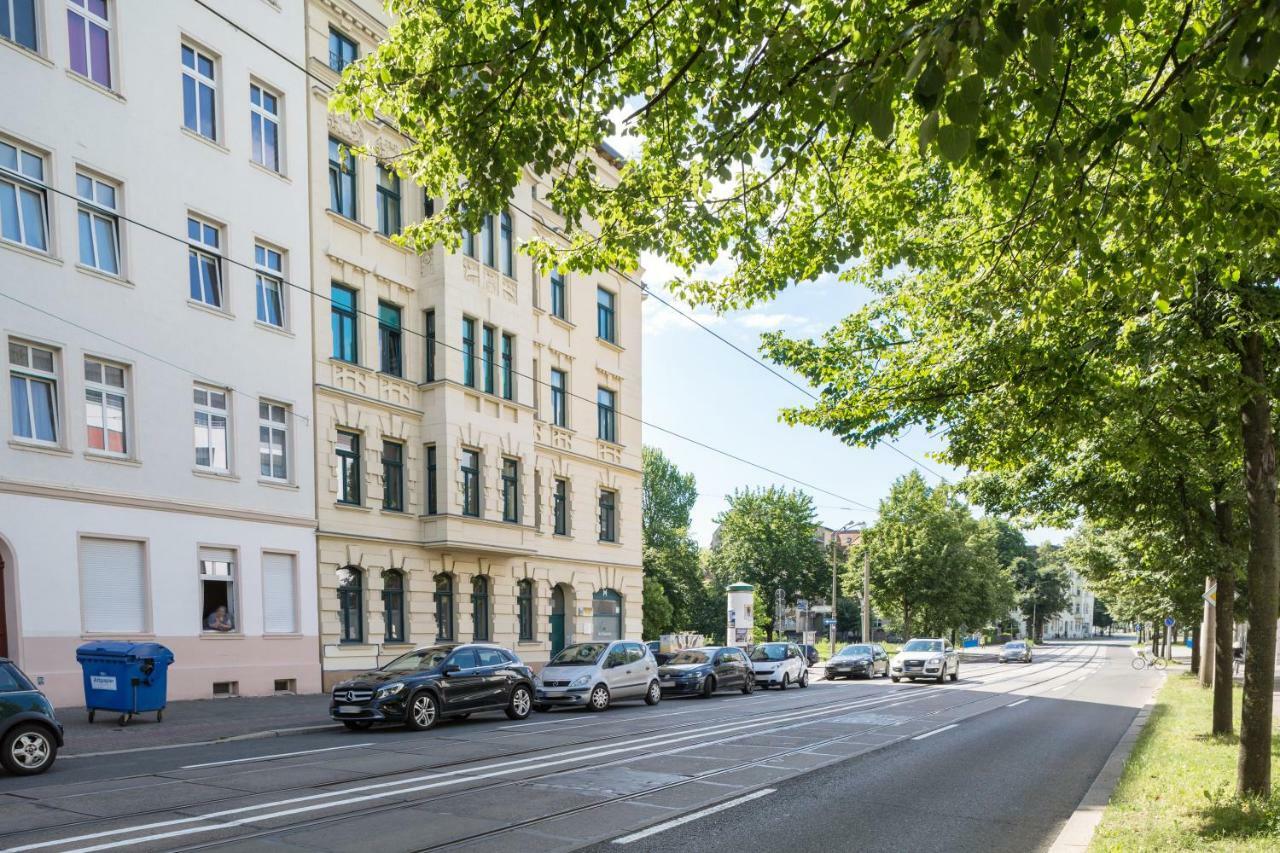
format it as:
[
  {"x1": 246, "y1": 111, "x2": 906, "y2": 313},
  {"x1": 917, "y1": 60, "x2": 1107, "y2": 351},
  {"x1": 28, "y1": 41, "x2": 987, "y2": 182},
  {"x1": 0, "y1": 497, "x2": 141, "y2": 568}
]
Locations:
[{"x1": 534, "y1": 641, "x2": 661, "y2": 711}]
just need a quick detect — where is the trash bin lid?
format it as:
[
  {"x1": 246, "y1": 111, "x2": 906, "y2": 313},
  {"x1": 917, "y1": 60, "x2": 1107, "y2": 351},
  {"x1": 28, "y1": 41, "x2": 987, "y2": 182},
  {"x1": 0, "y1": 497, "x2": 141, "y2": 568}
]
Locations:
[{"x1": 76, "y1": 641, "x2": 175, "y2": 663}]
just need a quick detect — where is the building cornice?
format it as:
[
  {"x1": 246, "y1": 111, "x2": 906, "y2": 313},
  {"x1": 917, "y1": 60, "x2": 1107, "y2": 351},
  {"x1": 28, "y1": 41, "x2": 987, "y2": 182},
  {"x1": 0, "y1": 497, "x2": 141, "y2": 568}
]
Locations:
[
  {"x1": 317, "y1": 529, "x2": 641, "y2": 570},
  {"x1": 0, "y1": 478, "x2": 317, "y2": 528}
]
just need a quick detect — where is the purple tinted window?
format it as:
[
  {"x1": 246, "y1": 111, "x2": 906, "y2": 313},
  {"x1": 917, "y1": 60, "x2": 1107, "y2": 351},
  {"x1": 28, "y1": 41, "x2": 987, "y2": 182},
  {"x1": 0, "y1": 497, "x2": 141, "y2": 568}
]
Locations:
[
  {"x1": 68, "y1": 3, "x2": 111, "y2": 89},
  {"x1": 67, "y1": 10, "x2": 86, "y2": 73},
  {"x1": 88, "y1": 20, "x2": 109, "y2": 86}
]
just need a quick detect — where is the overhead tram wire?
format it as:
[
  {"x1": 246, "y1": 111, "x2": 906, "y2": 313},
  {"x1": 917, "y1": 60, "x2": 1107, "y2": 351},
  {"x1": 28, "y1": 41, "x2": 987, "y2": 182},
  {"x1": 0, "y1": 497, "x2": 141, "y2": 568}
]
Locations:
[
  {"x1": 16, "y1": 180, "x2": 873, "y2": 511},
  {"x1": 189, "y1": 0, "x2": 950, "y2": 485}
]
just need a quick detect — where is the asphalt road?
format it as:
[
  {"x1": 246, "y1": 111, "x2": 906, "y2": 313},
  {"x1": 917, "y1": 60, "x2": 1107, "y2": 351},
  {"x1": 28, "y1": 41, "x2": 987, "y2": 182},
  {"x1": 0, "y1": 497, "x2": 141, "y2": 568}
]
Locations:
[{"x1": 0, "y1": 640, "x2": 1157, "y2": 853}]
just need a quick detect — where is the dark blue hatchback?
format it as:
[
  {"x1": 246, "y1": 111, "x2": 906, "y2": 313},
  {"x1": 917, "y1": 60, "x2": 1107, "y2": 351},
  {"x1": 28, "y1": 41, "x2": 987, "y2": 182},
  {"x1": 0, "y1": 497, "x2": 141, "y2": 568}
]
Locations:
[{"x1": 1, "y1": 658, "x2": 64, "y2": 775}]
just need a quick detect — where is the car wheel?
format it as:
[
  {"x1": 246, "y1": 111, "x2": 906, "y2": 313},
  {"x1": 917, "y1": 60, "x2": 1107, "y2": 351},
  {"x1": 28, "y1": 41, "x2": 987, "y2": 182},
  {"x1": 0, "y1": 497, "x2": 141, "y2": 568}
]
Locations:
[
  {"x1": 824, "y1": 669, "x2": 835, "y2": 681},
  {"x1": 741, "y1": 677, "x2": 754, "y2": 695},
  {"x1": 950, "y1": 665, "x2": 959, "y2": 682},
  {"x1": 588, "y1": 684, "x2": 611, "y2": 712},
  {"x1": 780, "y1": 673, "x2": 790, "y2": 690},
  {"x1": 937, "y1": 664, "x2": 947, "y2": 684},
  {"x1": 644, "y1": 680, "x2": 662, "y2": 705},
  {"x1": 533, "y1": 702, "x2": 550, "y2": 713},
  {"x1": 405, "y1": 692, "x2": 439, "y2": 731},
  {"x1": 891, "y1": 676, "x2": 900, "y2": 683},
  {"x1": 2, "y1": 724, "x2": 57, "y2": 776},
  {"x1": 505, "y1": 685, "x2": 533, "y2": 720},
  {"x1": 799, "y1": 670, "x2": 809, "y2": 688},
  {"x1": 701, "y1": 677, "x2": 716, "y2": 699},
  {"x1": 342, "y1": 720, "x2": 373, "y2": 731}
]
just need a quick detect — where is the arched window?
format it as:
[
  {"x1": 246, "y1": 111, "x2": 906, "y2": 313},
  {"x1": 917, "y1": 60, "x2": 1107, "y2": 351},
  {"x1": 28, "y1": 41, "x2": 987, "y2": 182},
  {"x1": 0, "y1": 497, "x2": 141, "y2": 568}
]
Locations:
[
  {"x1": 337, "y1": 566, "x2": 363, "y2": 643},
  {"x1": 434, "y1": 573, "x2": 454, "y2": 641},
  {"x1": 517, "y1": 579, "x2": 535, "y2": 641},
  {"x1": 472, "y1": 575, "x2": 490, "y2": 641},
  {"x1": 592, "y1": 588, "x2": 622, "y2": 642},
  {"x1": 382, "y1": 570, "x2": 405, "y2": 643}
]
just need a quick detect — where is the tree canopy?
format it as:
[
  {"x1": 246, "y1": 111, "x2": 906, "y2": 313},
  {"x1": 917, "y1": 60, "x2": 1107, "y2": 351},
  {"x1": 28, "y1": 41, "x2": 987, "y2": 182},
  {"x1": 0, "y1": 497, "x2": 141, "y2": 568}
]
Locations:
[{"x1": 640, "y1": 447, "x2": 705, "y2": 633}]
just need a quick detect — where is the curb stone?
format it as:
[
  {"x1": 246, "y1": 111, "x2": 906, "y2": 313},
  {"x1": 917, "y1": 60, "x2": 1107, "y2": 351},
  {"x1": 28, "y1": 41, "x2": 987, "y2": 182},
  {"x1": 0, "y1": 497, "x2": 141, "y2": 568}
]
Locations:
[{"x1": 1047, "y1": 683, "x2": 1161, "y2": 852}]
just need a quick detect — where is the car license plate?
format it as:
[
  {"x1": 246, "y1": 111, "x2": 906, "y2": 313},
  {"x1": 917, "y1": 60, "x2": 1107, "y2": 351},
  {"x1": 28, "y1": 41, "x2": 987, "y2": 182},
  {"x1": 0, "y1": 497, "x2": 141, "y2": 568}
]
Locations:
[{"x1": 338, "y1": 705, "x2": 363, "y2": 714}]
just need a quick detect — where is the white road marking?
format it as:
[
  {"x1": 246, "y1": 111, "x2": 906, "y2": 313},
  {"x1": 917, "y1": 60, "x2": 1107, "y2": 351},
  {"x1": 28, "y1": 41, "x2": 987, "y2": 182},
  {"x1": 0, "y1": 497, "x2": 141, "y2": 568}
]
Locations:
[
  {"x1": 14, "y1": 691, "x2": 924, "y2": 853},
  {"x1": 911, "y1": 724, "x2": 958, "y2": 741},
  {"x1": 611, "y1": 788, "x2": 777, "y2": 845},
  {"x1": 1074, "y1": 675, "x2": 1088, "y2": 682},
  {"x1": 1007, "y1": 699, "x2": 1030, "y2": 707},
  {"x1": 1050, "y1": 685, "x2": 1067, "y2": 692},
  {"x1": 180, "y1": 743, "x2": 373, "y2": 770}
]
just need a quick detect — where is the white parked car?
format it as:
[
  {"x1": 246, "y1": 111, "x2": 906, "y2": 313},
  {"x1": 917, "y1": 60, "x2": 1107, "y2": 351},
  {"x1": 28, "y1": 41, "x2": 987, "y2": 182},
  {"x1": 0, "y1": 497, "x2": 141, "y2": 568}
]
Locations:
[
  {"x1": 749, "y1": 642, "x2": 809, "y2": 689},
  {"x1": 890, "y1": 638, "x2": 959, "y2": 683},
  {"x1": 533, "y1": 641, "x2": 661, "y2": 711}
]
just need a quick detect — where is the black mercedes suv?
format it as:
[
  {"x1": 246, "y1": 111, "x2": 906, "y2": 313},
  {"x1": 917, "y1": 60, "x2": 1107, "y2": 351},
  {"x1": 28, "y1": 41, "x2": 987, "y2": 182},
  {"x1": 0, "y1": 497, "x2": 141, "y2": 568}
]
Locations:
[{"x1": 330, "y1": 644, "x2": 535, "y2": 731}]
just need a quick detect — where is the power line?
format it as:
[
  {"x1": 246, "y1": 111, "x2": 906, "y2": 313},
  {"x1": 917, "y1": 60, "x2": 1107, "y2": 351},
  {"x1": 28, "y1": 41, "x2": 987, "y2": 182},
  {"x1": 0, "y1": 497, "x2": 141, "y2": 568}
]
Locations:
[
  {"x1": 24, "y1": 177, "x2": 870, "y2": 508},
  {"x1": 190, "y1": 0, "x2": 949, "y2": 485}
]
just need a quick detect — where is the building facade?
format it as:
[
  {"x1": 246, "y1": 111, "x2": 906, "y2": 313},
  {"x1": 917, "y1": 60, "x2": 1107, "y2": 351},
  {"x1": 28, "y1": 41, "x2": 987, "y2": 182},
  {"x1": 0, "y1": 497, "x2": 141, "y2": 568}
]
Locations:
[
  {"x1": 1009, "y1": 568, "x2": 1095, "y2": 640},
  {"x1": 0, "y1": 0, "x2": 319, "y2": 704},
  {"x1": 307, "y1": 0, "x2": 644, "y2": 687}
]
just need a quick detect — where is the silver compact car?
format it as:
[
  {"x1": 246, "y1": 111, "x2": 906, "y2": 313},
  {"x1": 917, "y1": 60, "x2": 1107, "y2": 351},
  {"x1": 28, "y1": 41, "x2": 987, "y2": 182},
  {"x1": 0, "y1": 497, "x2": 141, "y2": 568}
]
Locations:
[
  {"x1": 999, "y1": 640, "x2": 1033, "y2": 663},
  {"x1": 750, "y1": 642, "x2": 809, "y2": 689},
  {"x1": 891, "y1": 638, "x2": 959, "y2": 683},
  {"x1": 534, "y1": 641, "x2": 661, "y2": 711}
]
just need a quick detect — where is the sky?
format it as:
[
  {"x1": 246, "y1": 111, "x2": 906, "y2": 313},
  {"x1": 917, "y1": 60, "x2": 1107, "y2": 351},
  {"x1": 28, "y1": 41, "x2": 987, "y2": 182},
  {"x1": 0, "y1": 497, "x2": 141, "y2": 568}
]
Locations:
[{"x1": 635, "y1": 260, "x2": 1070, "y2": 549}]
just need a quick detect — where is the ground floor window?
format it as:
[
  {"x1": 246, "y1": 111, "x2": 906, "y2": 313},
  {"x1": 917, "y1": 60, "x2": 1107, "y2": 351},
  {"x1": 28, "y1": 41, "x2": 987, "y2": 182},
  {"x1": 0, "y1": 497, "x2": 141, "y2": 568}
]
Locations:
[
  {"x1": 200, "y1": 547, "x2": 236, "y2": 632},
  {"x1": 337, "y1": 566, "x2": 363, "y2": 642},
  {"x1": 435, "y1": 573, "x2": 454, "y2": 640},
  {"x1": 472, "y1": 575, "x2": 490, "y2": 641},
  {"x1": 592, "y1": 588, "x2": 622, "y2": 642},
  {"x1": 383, "y1": 570, "x2": 405, "y2": 642},
  {"x1": 517, "y1": 579, "x2": 535, "y2": 640}
]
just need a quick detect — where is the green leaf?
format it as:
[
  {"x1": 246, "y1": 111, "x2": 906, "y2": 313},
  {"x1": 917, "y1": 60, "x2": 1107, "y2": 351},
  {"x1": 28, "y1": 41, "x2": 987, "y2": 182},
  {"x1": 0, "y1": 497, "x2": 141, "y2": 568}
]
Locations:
[
  {"x1": 936, "y1": 124, "x2": 971, "y2": 162},
  {"x1": 918, "y1": 110, "x2": 940, "y2": 154},
  {"x1": 870, "y1": 97, "x2": 895, "y2": 142}
]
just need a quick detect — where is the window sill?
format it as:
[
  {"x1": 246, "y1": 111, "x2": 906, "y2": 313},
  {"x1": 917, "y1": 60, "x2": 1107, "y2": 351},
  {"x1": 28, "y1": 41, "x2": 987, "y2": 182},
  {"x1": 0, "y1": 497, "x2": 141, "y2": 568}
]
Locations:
[
  {"x1": 254, "y1": 320, "x2": 294, "y2": 338},
  {"x1": 248, "y1": 158, "x2": 289, "y2": 182},
  {"x1": 374, "y1": 232, "x2": 409, "y2": 253},
  {"x1": 329, "y1": 357, "x2": 368, "y2": 373},
  {"x1": 200, "y1": 632, "x2": 245, "y2": 639},
  {"x1": 516, "y1": 641, "x2": 541, "y2": 647},
  {"x1": 334, "y1": 501, "x2": 371, "y2": 512},
  {"x1": 66, "y1": 68, "x2": 124, "y2": 101},
  {"x1": 180, "y1": 126, "x2": 229, "y2": 155},
  {"x1": 263, "y1": 632, "x2": 304, "y2": 639},
  {"x1": 1, "y1": 238, "x2": 61, "y2": 266},
  {"x1": 597, "y1": 540, "x2": 623, "y2": 547},
  {"x1": 552, "y1": 533, "x2": 574, "y2": 540},
  {"x1": 75, "y1": 263, "x2": 133, "y2": 288},
  {"x1": 0, "y1": 36, "x2": 52, "y2": 67},
  {"x1": 380, "y1": 507, "x2": 410, "y2": 515},
  {"x1": 8, "y1": 439, "x2": 72, "y2": 457},
  {"x1": 326, "y1": 209, "x2": 369, "y2": 233},
  {"x1": 187, "y1": 299, "x2": 235, "y2": 320},
  {"x1": 597, "y1": 337, "x2": 624, "y2": 353},
  {"x1": 549, "y1": 315, "x2": 575, "y2": 331},
  {"x1": 258, "y1": 478, "x2": 298, "y2": 491},
  {"x1": 193, "y1": 467, "x2": 239, "y2": 481},
  {"x1": 84, "y1": 451, "x2": 141, "y2": 467},
  {"x1": 598, "y1": 438, "x2": 625, "y2": 451}
]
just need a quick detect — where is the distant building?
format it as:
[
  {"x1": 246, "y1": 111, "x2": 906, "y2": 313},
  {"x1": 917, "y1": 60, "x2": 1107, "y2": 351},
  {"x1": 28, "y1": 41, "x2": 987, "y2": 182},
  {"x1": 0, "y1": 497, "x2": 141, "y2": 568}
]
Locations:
[{"x1": 1008, "y1": 569, "x2": 1095, "y2": 640}]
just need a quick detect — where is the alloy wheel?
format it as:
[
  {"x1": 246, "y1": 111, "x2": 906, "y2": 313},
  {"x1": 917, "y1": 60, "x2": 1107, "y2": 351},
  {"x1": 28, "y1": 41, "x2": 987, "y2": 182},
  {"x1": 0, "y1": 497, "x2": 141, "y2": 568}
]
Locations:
[
  {"x1": 590, "y1": 685, "x2": 610, "y2": 711},
  {"x1": 10, "y1": 731, "x2": 50, "y2": 771},
  {"x1": 507, "y1": 686, "x2": 532, "y2": 719},
  {"x1": 410, "y1": 694, "x2": 437, "y2": 730}
]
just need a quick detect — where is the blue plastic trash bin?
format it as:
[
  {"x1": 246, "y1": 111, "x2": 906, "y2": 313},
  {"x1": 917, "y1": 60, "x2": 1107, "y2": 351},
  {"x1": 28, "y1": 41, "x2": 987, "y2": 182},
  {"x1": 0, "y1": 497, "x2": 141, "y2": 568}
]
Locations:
[{"x1": 75, "y1": 641, "x2": 175, "y2": 726}]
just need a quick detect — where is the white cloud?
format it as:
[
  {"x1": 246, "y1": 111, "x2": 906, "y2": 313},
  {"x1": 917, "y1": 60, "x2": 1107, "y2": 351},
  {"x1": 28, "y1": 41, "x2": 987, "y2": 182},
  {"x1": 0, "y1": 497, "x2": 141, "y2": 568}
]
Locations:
[
  {"x1": 642, "y1": 296, "x2": 726, "y2": 335},
  {"x1": 735, "y1": 312, "x2": 808, "y2": 331}
]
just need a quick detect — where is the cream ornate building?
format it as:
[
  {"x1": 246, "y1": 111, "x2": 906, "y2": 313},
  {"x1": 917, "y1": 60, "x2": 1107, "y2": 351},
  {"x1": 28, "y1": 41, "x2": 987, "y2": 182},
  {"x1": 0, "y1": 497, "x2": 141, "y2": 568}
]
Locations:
[{"x1": 305, "y1": 0, "x2": 644, "y2": 687}]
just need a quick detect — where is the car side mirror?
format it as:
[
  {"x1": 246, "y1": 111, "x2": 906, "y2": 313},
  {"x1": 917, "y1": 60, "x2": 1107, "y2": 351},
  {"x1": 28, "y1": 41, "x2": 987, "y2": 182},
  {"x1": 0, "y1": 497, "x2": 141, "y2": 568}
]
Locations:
[{"x1": 441, "y1": 663, "x2": 461, "y2": 676}]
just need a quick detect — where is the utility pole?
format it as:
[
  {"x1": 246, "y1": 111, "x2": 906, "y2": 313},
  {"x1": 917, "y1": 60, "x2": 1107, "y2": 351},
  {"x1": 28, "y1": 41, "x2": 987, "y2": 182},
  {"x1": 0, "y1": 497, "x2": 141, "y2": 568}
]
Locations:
[
  {"x1": 829, "y1": 540, "x2": 838, "y2": 652},
  {"x1": 861, "y1": 541, "x2": 871, "y2": 644},
  {"x1": 1200, "y1": 576, "x2": 1215, "y2": 687}
]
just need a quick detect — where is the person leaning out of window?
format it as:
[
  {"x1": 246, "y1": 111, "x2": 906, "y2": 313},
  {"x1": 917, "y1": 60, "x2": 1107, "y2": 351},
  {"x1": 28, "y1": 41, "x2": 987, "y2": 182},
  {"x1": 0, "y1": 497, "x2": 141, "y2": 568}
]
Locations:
[{"x1": 205, "y1": 605, "x2": 233, "y2": 632}]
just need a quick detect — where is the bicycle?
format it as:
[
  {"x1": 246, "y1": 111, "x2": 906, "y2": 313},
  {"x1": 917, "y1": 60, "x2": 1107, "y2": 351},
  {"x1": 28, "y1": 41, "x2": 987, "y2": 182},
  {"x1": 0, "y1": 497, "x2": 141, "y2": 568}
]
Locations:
[{"x1": 1131, "y1": 651, "x2": 1168, "y2": 671}]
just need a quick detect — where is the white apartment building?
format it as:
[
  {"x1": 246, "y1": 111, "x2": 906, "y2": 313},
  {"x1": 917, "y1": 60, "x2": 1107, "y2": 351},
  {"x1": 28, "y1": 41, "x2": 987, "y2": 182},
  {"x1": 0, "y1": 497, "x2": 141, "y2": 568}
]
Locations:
[
  {"x1": 0, "y1": 0, "x2": 319, "y2": 704},
  {"x1": 307, "y1": 0, "x2": 644, "y2": 687},
  {"x1": 1009, "y1": 568, "x2": 1095, "y2": 640}
]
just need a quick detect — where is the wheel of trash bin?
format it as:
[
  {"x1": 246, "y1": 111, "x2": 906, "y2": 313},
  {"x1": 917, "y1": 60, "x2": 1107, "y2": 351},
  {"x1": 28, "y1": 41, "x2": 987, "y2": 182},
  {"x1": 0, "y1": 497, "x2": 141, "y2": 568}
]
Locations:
[
  {"x1": 156, "y1": 710, "x2": 163, "y2": 723},
  {"x1": 87, "y1": 709, "x2": 95, "y2": 723},
  {"x1": 118, "y1": 713, "x2": 132, "y2": 726}
]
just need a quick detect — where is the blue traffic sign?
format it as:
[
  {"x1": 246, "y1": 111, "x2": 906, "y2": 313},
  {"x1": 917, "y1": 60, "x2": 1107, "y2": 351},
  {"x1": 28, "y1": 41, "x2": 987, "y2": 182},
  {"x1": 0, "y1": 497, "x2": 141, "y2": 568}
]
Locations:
[
  {"x1": 1164, "y1": 617, "x2": 1175, "y2": 627},
  {"x1": 823, "y1": 619, "x2": 837, "y2": 626}
]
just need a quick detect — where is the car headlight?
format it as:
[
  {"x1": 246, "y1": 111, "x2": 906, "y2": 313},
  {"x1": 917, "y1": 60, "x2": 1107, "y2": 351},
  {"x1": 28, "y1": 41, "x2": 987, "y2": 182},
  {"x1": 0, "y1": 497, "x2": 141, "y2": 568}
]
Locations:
[
  {"x1": 374, "y1": 682, "x2": 405, "y2": 699},
  {"x1": 569, "y1": 674, "x2": 592, "y2": 689},
  {"x1": 929, "y1": 656, "x2": 943, "y2": 664}
]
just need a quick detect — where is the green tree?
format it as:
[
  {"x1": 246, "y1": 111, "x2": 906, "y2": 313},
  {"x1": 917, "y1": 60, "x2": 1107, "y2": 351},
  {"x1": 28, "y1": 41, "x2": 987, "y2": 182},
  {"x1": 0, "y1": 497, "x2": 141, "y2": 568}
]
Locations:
[
  {"x1": 641, "y1": 447, "x2": 703, "y2": 631},
  {"x1": 342, "y1": 0, "x2": 1280, "y2": 798},
  {"x1": 641, "y1": 576, "x2": 675, "y2": 640},
  {"x1": 850, "y1": 472, "x2": 1012, "y2": 639},
  {"x1": 708, "y1": 486, "x2": 828, "y2": 639}
]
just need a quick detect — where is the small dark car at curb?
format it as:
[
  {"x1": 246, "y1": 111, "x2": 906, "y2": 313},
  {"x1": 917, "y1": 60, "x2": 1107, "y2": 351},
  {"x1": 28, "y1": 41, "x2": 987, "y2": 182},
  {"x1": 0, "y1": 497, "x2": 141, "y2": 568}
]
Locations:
[
  {"x1": 823, "y1": 643, "x2": 890, "y2": 679},
  {"x1": 330, "y1": 644, "x2": 535, "y2": 732},
  {"x1": 1, "y1": 658, "x2": 64, "y2": 776},
  {"x1": 658, "y1": 647, "x2": 755, "y2": 698}
]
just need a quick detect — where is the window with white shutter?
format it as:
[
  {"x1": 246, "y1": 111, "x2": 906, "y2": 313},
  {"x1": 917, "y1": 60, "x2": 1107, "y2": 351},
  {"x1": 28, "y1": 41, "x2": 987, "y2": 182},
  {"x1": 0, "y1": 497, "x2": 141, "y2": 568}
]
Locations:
[
  {"x1": 261, "y1": 552, "x2": 297, "y2": 634},
  {"x1": 79, "y1": 537, "x2": 146, "y2": 633}
]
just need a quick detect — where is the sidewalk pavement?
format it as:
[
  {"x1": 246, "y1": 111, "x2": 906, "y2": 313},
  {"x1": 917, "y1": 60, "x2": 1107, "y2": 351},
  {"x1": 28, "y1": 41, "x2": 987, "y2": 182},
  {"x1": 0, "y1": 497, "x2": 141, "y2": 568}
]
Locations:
[{"x1": 55, "y1": 693, "x2": 335, "y2": 757}]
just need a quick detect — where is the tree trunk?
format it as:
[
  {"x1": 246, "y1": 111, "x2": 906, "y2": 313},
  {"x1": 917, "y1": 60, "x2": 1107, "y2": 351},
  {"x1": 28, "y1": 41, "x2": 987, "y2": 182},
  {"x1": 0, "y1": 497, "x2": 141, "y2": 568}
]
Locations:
[
  {"x1": 1212, "y1": 495, "x2": 1236, "y2": 736},
  {"x1": 1190, "y1": 621, "x2": 1199, "y2": 676},
  {"x1": 902, "y1": 600, "x2": 911, "y2": 640},
  {"x1": 1236, "y1": 331, "x2": 1277, "y2": 798}
]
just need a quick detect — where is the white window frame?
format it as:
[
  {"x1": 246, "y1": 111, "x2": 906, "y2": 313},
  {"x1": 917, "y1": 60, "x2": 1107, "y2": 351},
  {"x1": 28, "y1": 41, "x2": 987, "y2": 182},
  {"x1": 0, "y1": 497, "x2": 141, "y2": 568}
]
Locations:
[
  {"x1": 75, "y1": 169, "x2": 121, "y2": 275},
  {"x1": 254, "y1": 241, "x2": 285, "y2": 328},
  {"x1": 258, "y1": 399, "x2": 288, "y2": 482},
  {"x1": 199, "y1": 546, "x2": 238, "y2": 633},
  {"x1": 249, "y1": 80, "x2": 282, "y2": 173},
  {"x1": 193, "y1": 383, "x2": 230, "y2": 472},
  {"x1": 7, "y1": 339, "x2": 60, "y2": 444},
  {"x1": 181, "y1": 41, "x2": 219, "y2": 142},
  {"x1": 66, "y1": 0, "x2": 113, "y2": 90},
  {"x1": 83, "y1": 354, "x2": 129, "y2": 457},
  {"x1": 79, "y1": 535, "x2": 148, "y2": 634},
  {"x1": 0, "y1": 138, "x2": 49, "y2": 253},
  {"x1": 187, "y1": 214, "x2": 223, "y2": 308},
  {"x1": 1, "y1": 0, "x2": 40, "y2": 54}
]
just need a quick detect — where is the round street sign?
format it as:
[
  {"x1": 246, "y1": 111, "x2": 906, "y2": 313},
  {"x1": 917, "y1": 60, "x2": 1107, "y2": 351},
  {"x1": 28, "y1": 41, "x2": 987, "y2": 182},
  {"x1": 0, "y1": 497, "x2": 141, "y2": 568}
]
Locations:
[{"x1": 1164, "y1": 617, "x2": 1175, "y2": 627}]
